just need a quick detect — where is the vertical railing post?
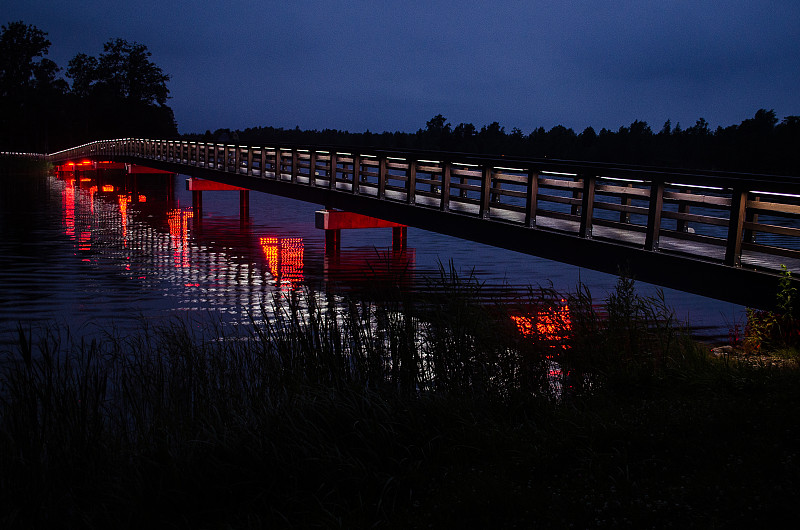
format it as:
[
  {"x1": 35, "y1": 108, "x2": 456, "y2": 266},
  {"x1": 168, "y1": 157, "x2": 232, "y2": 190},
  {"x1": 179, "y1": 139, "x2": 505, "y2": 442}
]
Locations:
[
  {"x1": 479, "y1": 166, "x2": 493, "y2": 219},
  {"x1": 440, "y1": 161, "x2": 451, "y2": 211},
  {"x1": 405, "y1": 159, "x2": 416, "y2": 204},
  {"x1": 525, "y1": 169, "x2": 538, "y2": 228},
  {"x1": 246, "y1": 147, "x2": 253, "y2": 175},
  {"x1": 274, "y1": 148, "x2": 281, "y2": 179},
  {"x1": 328, "y1": 152, "x2": 337, "y2": 189},
  {"x1": 351, "y1": 153, "x2": 360, "y2": 194},
  {"x1": 620, "y1": 183, "x2": 633, "y2": 223},
  {"x1": 571, "y1": 178, "x2": 582, "y2": 216},
  {"x1": 309, "y1": 150, "x2": 317, "y2": 186},
  {"x1": 234, "y1": 145, "x2": 242, "y2": 173},
  {"x1": 725, "y1": 188, "x2": 747, "y2": 267},
  {"x1": 377, "y1": 156, "x2": 387, "y2": 199},
  {"x1": 677, "y1": 189, "x2": 691, "y2": 232},
  {"x1": 644, "y1": 179, "x2": 664, "y2": 251},
  {"x1": 578, "y1": 174, "x2": 595, "y2": 239},
  {"x1": 260, "y1": 148, "x2": 266, "y2": 177},
  {"x1": 291, "y1": 149, "x2": 298, "y2": 183},
  {"x1": 744, "y1": 195, "x2": 759, "y2": 243}
]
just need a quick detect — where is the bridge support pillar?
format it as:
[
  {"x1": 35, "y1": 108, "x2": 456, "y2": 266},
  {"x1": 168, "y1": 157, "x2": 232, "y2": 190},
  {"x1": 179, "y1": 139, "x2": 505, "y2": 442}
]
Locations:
[{"x1": 316, "y1": 209, "x2": 407, "y2": 255}]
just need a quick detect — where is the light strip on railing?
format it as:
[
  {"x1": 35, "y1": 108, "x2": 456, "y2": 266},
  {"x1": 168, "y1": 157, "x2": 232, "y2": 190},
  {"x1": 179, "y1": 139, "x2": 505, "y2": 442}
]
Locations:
[
  {"x1": 540, "y1": 171, "x2": 578, "y2": 177},
  {"x1": 665, "y1": 182, "x2": 723, "y2": 191},
  {"x1": 751, "y1": 190, "x2": 800, "y2": 198},
  {"x1": 600, "y1": 176, "x2": 646, "y2": 184}
]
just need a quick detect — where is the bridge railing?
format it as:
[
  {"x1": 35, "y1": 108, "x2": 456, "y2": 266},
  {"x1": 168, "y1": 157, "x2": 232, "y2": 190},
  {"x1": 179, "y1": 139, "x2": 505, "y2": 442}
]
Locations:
[{"x1": 47, "y1": 138, "x2": 800, "y2": 270}]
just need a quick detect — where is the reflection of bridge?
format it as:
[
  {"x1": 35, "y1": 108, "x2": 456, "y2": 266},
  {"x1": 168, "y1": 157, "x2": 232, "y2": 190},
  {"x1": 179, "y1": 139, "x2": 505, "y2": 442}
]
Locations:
[
  {"x1": 55, "y1": 170, "x2": 418, "y2": 302},
  {"x1": 46, "y1": 139, "x2": 800, "y2": 308}
]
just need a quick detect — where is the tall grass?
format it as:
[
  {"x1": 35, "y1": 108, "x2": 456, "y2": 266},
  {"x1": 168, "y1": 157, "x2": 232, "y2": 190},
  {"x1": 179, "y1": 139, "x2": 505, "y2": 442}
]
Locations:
[{"x1": 1, "y1": 269, "x2": 797, "y2": 528}]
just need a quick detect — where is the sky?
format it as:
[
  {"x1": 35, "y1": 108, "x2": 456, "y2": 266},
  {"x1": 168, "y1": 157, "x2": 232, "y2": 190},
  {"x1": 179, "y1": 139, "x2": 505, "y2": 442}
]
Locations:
[{"x1": 4, "y1": 0, "x2": 799, "y2": 136}]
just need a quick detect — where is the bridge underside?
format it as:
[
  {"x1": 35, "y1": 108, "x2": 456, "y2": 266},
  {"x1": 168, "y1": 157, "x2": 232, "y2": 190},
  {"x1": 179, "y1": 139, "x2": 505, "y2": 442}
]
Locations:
[{"x1": 93, "y1": 155, "x2": 792, "y2": 310}]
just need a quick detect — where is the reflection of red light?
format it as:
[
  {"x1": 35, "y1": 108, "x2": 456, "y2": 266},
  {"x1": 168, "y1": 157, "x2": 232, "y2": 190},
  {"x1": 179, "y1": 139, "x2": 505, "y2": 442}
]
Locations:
[
  {"x1": 89, "y1": 185, "x2": 98, "y2": 213},
  {"x1": 80, "y1": 160, "x2": 92, "y2": 166},
  {"x1": 167, "y1": 208, "x2": 193, "y2": 268},
  {"x1": 64, "y1": 184, "x2": 75, "y2": 238},
  {"x1": 79, "y1": 231, "x2": 91, "y2": 251},
  {"x1": 102, "y1": 184, "x2": 114, "y2": 192},
  {"x1": 119, "y1": 195, "x2": 130, "y2": 241},
  {"x1": 260, "y1": 236, "x2": 304, "y2": 291},
  {"x1": 511, "y1": 300, "x2": 571, "y2": 347}
]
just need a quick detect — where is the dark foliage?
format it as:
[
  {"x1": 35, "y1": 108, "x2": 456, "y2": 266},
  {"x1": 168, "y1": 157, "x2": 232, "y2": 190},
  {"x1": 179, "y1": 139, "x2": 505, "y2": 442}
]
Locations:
[
  {"x1": 190, "y1": 109, "x2": 800, "y2": 176},
  {"x1": 0, "y1": 22, "x2": 177, "y2": 153}
]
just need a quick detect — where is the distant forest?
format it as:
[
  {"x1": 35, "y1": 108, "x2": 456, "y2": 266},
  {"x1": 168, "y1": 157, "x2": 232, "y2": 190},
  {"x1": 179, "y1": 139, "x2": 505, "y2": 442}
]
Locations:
[
  {"x1": 2, "y1": 22, "x2": 798, "y2": 176},
  {"x1": 187, "y1": 110, "x2": 800, "y2": 176}
]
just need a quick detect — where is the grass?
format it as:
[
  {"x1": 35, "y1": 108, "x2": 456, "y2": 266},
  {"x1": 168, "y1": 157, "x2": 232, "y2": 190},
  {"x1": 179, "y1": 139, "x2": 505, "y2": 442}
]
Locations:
[{"x1": 1, "y1": 271, "x2": 799, "y2": 528}]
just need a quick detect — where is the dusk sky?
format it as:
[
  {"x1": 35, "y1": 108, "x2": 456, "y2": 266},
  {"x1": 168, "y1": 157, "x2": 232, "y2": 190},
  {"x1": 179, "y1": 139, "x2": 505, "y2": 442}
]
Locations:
[{"x1": 5, "y1": 0, "x2": 799, "y2": 136}]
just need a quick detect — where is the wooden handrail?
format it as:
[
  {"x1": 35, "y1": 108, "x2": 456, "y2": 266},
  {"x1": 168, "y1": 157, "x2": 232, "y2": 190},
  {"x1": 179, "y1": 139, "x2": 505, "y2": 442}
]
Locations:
[{"x1": 46, "y1": 138, "x2": 800, "y2": 271}]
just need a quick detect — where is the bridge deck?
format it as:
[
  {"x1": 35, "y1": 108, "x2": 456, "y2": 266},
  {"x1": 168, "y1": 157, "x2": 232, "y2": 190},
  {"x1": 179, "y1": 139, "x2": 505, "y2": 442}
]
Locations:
[{"x1": 46, "y1": 139, "x2": 800, "y2": 309}]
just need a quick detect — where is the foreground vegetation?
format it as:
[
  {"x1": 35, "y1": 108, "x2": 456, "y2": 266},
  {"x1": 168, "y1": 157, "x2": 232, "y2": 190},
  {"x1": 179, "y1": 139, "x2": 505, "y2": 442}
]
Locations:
[{"x1": 1, "y1": 273, "x2": 798, "y2": 528}]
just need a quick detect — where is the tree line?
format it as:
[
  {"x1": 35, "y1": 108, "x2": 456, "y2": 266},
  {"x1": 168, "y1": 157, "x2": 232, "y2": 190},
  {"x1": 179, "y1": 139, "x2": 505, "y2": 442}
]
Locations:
[
  {"x1": 192, "y1": 109, "x2": 800, "y2": 176},
  {"x1": 0, "y1": 21, "x2": 177, "y2": 153},
  {"x1": 3, "y1": 21, "x2": 798, "y2": 176}
]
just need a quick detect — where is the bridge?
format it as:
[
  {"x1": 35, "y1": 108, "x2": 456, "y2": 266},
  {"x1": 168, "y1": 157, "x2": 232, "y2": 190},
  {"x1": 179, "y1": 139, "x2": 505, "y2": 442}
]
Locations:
[{"x1": 42, "y1": 138, "x2": 800, "y2": 310}]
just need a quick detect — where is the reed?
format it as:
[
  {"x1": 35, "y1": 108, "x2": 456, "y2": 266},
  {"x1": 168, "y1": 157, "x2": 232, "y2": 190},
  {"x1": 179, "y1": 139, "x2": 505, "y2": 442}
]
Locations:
[{"x1": 1, "y1": 271, "x2": 797, "y2": 528}]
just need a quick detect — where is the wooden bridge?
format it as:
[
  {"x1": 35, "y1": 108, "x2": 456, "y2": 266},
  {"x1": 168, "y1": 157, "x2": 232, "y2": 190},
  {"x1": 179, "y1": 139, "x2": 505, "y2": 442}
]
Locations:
[{"x1": 45, "y1": 138, "x2": 800, "y2": 309}]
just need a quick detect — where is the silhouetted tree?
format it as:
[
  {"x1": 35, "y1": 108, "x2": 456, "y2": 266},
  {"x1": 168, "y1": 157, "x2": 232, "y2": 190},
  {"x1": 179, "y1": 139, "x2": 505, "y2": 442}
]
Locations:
[
  {"x1": 0, "y1": 21, "x2": 68, "y2": 151},
  {"x1": 66, "y1": 38, "x2": 177, "y2": 142}
]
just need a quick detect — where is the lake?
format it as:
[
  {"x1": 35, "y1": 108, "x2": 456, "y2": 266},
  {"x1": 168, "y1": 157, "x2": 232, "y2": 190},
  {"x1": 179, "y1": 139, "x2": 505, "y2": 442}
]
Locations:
[{"x1": 0, "y1": 167, "x2": 744, "y2": 347}]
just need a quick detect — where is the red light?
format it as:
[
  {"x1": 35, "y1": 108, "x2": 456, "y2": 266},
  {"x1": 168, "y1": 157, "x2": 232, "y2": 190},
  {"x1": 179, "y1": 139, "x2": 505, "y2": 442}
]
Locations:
[
  {"x1": 138, "y1": 194, "x2": 146, "y2": 203},
  {"x1": 510, "y1": 300, "x2": 571, "y2": 347},
  {"x1": 102, "y1": 185, "x2": 114, "y2": 192},
  {"x1": 260, "y1": 236, "x2": 304, "y2": 291}
]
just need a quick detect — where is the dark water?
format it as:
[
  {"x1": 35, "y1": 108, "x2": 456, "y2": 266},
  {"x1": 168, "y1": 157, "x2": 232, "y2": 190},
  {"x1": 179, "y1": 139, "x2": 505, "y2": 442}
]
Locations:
[{"x1": 0, "y1": 168, "x2": 744, "y2": 346}]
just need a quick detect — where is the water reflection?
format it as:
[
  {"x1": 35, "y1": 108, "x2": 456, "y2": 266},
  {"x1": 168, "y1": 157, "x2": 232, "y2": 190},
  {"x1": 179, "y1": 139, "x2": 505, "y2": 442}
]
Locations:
[
  {"x1": 6, "y1": 169, "x2": 419, "y2": 338},
  {"x1": 510, "y1": 300, "x2": 572, "y2": 347},
  {"x1": 0, "y1": 165, "x2": 745, "y2": 348},
  {"x1": 260, "y1": 236, "x2": 305, "y2": 292}
]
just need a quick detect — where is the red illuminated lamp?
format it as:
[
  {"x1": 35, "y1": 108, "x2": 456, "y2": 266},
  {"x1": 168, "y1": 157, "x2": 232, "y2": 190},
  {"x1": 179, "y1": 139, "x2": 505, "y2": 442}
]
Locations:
[{"x1": 102, "y1": 184, "x2": 114, "y2": 192}]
